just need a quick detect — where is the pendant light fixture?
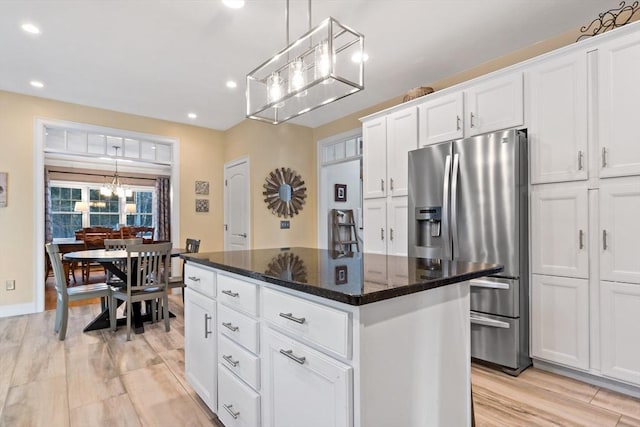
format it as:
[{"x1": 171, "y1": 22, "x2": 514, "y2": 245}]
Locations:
[
  {"x1": 101, "y1": 146, "x2": 132, "y2": 198},
  {"x1": 246, "y1": 0, "x2": 364, "y2": 124}
]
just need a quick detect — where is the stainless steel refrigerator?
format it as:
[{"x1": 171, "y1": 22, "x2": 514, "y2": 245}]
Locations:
[{"x1": 408, "y1": 129, "x2": 531, "y2": 375}]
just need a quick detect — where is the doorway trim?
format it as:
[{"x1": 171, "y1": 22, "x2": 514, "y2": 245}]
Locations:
[
  {"x1": 34, "y1": 117, "x2": 180, "y2": 313},
  {"x1": 224, "y1": 156, "x2": 251, "y2": 251}
]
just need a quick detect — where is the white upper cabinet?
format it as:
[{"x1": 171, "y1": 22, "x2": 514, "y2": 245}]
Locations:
[
  {"x1": 531, "y1": 186, "x2": 589, "y2": 279},
  {"x1": 465, "y1": 73, "x2": 524, "y2": 136},
  {"x1": 386, "y1": 108, "x2": 418, "y2": 197},
  {"x1": 362, "y1": 116, "x2": 387, "y2": 199},
  {"x1": 598, "y1": 31, "x2": 640, "y2": 178},
  {"x1": 418, "y1": 92, "x2": 464, "y2": 147},
  {"x1": 599, "y1": 181, "x2": 640, "y2": 284},
  {"x1": 527, "y1": 52, "x2": 588, "y2": 184}
]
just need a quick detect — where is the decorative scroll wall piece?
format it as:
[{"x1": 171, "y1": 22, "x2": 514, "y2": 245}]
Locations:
[
  {"x1": 262, "y1": 167, "x2": 307, "y2": 218},
  {"x1": 195, "y1": 180, "x2": 209, "y2": 195},
  {"x1": 265, "y1": 252, "x2": 307, "y2": 283},
  {"x1": 577, "y1": 1, "x2": 639, "y2": 41}
]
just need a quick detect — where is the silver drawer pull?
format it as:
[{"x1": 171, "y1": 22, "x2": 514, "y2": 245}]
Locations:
[
  {"x1": 279, "y1": 349, "x2": 306, "y2": 365},
  {"x1": 187, "y1": 276, "x2": 200, "y2": 282},
  {"x1": 222, "y1": 354, "x2": 239, "y2": 367},
  {"x1": 470, "y1": 314, "x2": 510, "y2": 329},
  {"x1": 222, "y1": 322, "x2": 239, "y2": 332},
  {"x1": 469, "y1": 279, "x2": 509, "y2": 290},
  {"x1": 603, "y1": 229, "x2": 608, "y2": 250},
  {"x1": 279, "y1": 312, "x2": 306, "y2": 324},
  {"x1": 223, "y1": 404, "x2": 240, "y2": 419},
  {"x1": 222, "y1": 289, "x2": 239, "y2": 298}
]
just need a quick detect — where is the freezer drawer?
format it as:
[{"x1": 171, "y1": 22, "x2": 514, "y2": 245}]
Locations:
[
  {"x1": 470, "y1": 311, "x2": 520, "y2": 370},
  {"x1": 469, "y1": 277, "x2": 519, "y2": 318}
]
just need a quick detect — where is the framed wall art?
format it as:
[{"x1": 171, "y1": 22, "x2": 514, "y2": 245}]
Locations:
[
  {"x1": 195, "y1": 199, "x2": 209, "y2": 213},
  {"x1": 335, "y1": 265, "x2": 348, "y2": 285},
  {"x1": 195, "y1": 180, "x2": 210, "y2": 195},
  {"x1": 0, "y1": 172, "x2": 7, "y2": 208},
  {"x1": 334, "y1": 184, "x2": 347, "y2": 202}
]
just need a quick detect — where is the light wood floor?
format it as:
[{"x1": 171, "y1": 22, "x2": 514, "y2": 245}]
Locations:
[{"x1": 2, "y1": 295, "x2": 640, "y2": 426}]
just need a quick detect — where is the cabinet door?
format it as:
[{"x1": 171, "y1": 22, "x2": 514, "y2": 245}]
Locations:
[
  {"x1": 184, "y1": 288, "x2": 217, "y2": 412},
  {"x1": 527, "y1": 52, "x2": 588, "y2": 184},
  {"x1": 418, "y1": 92, "x2": 464, "y2": 147},
  {"x1": 598, "y1": 31, "x2": 640, "y2": 178},
  {"x1": 531, "y1": 275, "x2": 589, "y2": 370},
  {"x1": 362, "y1": 116, "x2": 387, "y2": 199},
  {"x1": 531, "y1": 187, "x2": 589, "y2": 278},
  {"x1": 600, "y1": 281, "x2": 640, "y2": 385},
  {"x1": 465, "y1": 73, "x2": 524, "y2": 136},
  {"x1": 600, "y1": 182, "x2": 640, "y2": 284},
  {"x1": 363, "y1": 199, "x2": 387, "y2": 254},
  {"x1": 262, "y1": 327, "x2": 352, "y2": 427},
  {"x1": 387, "y1": 197, "x2": 408, "y2": 256},
  {"x1": 387, "y1": 107, "x2": 418, "y2": 197}
]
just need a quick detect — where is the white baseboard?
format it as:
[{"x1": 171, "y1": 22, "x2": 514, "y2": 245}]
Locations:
[
  {"x1": 533, "y1": 358, "x2": 640, "y2": 399},
  {"x1": 0, "y1": 302, "x2": 39, "y2": 318}
]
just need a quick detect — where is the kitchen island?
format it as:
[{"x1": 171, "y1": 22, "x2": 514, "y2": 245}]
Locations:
[{"x1": 181, "y1": 247, "x2": 502, "y2": 427}]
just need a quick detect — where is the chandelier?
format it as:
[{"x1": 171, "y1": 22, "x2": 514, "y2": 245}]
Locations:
[
  {"x1": 100, "y1": 146, "x2": 132, "y2": 198},
  {"x1": 246, "y1": 0, "x2": 364, "y2": 125}
]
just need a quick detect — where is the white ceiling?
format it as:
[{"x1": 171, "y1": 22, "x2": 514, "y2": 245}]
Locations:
[{"x1": 0, "y1": 0, "x2": 614, "y2": 131}]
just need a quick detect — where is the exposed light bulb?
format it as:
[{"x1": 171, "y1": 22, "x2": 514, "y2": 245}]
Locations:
[
  {"x1": 267, "y1": 72, "x2": 284, "y2": 108},
  {"x1": 315, "y1": 40, "x2": 331, "y2": 80},
  {"x1": 288, "y1": 58, "x2": 307, "y2": 97}
]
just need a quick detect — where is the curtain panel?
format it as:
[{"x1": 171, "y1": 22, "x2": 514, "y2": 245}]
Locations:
[{"x1": 156, "y1": 176, "x2": 171, "y2": 241}]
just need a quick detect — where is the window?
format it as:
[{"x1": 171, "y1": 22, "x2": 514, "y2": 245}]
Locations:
[
  {"x1": 126, "y1": 191, "x2": 154, "y2": 227},
  {"x1": 89, "y1": 189, "x2": 120, "y2": 228},
  {"x1": 51, "y1": 186, "x2": 83, "y2": 238}
]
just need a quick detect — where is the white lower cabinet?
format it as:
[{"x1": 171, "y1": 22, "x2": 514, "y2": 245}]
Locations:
[
  {"x1": 531, "y1": 274, "x2": 589, "y2": 370},
  {"x1": 218, "y1": 365, "x2": 261, "y2": 427},
  {"x1": 184, "y1": 286, "x2": 217, "y2": 412},
  {"x1": 600, "y1": 281, "x2": 640, "y2": 386},
  {"x1": 261, "y1": 327, "x2": 352, "y2": 427}
]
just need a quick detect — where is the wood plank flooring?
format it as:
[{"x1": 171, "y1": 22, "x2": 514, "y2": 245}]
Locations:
[{"x1": 2, "y1": 295, "x2": 639, "y2": 426}]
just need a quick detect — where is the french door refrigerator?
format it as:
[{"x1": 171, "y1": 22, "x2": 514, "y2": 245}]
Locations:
[{"x1": 408, "y1": 129, "x2": 531, "y2": 375}]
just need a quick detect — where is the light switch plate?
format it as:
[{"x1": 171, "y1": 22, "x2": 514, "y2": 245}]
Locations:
[
  {"x1": 5, "y1": 280, "x2": 15, "y2": 291},
  {"x1": 280, "y1": 220, "x2": 290, "y2": 229}
]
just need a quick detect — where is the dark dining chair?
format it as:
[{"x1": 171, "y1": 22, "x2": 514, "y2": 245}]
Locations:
[
  {"x1": 168, "y1": 238, "x2": 201, "y2": 301},
  {"x1": 80, "y1": 226, "x2": 113, "y2": 283},
  {"x1": 110, "y1": 242, "x2": 172, "y2": 341},
  {"x1": 103, "y1": 238, "x2": 143, "y2": 287},
  {"x1": 46, "y1": 243, "x2": 111, "y2": 340}
]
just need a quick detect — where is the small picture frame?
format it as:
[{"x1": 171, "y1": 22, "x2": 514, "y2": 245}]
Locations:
[
  {"x1": 335, "y1": 265, "x2": 348, "y2": 285},
  {"x1": 334, "y1": 184, "x2": 347, "y2": 202},
  {"x1": 195, "y1": 180, "x2": 210, "y2": 195},
  {"x1": 195, "y1": 199, "x2": 209, "y2": 213},
  {"x1": 0, "y1": 172, "x2": 7, "y2": 208}
]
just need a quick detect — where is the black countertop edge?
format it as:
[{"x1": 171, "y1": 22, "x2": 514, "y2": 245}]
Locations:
[{"x1": 181, "y1": 255, "x2": 503, "y2": 306}]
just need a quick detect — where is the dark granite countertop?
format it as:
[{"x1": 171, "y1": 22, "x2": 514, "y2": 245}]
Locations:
[{"x1": 181, "y1": 247, "x2": 502, "y2": 306}]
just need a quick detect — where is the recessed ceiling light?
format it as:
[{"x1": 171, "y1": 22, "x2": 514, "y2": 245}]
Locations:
[
  {"x1": 226, "y1": 80, "x2": 237, "y2": 89},
  {"x1": 351, "y1": 52, "x2": 369, "y2": 63},
  {"x1": 21, "y1": 23, "x2": 41, "y2": 34},
  {"x1": 188, "y1": 112, "x2": 197, "y2": 119},
  {"x1": 30, "y1": 80, "x2": 44, "y2": 88},
  {"x1": 222, "y1": 0, "x2": 245, "y2": 8}
]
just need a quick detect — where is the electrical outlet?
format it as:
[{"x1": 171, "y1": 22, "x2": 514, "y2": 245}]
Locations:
[{"x1": 5, "y1": 280, "x2": 15, "y2": 291}]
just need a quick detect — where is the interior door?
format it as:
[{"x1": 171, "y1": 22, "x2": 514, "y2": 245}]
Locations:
[{"x1": 224, "y1": 157, "x2": 250, "y2": 251}]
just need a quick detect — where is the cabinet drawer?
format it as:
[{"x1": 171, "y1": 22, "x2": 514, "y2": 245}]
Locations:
[
  {"x1": 262, "y1": 288, "x2": 351, "y2": 359},
  {"x1": 184, "y1": 263, "x2": 216, "y2": 299},
  {"x1": 219, "y1": 334, "x2": 260, "y2": 391},
  {"x1": 218, "y1": 365, "x2": 261, "y2": 427},
  {"x1": 219, "y1": 304, "x2": 259, "y2": 354},
  {"x1": 218, "y1": 274, "x2": 259, "y2": 316}
]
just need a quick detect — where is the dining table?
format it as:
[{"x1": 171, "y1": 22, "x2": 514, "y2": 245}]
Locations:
[{"x1": 64, "y1": 247, "x2": 185, "y2": 334}]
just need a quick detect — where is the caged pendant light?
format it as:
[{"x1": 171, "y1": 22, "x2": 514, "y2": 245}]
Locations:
[{"x1": 246, "y1": 0, "x2": 364, "y2": 125}]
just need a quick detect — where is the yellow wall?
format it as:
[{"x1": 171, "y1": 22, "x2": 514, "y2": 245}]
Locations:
[
  {"x1": 224, "y1": 119, "x2": 317, "y2": 249},
  {"x1": 0, "y1": 90, "x2": 226, "y2": 308}
]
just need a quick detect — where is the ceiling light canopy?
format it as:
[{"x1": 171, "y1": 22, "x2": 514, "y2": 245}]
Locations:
[
  {"x1": 21, "y1": 23, "x2": 40, "y2": 34},
  {"x1": 246, "y1": 0, "x2": 364, "y2": 125},
  {"x1": 222, "y1": 0, "x2": 245, "y2": 9}
]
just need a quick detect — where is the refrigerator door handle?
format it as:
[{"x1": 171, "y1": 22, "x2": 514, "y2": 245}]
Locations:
[
  {"x1": 451, "y1": 153, "x2": 460, "y2": 259},
  {"x1": 442, "y1": 154, "x2": 452, "y2": 259}
]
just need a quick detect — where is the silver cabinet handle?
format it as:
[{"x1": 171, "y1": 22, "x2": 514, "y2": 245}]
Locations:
[
  {"x1": 279, "y1": 312, "x2": 306, "y2": 324},
  {"x1": 222, "y1": 322, "x2": 239, "y2": 332},
  {"x1": 381, "y1": 227, "x2": 384, "y2": 240},
  {"x1": 222, "y1": 289, "x2": 239, "y2": 298},
  {"x1": 579, "y1": 229, "x2": 584, "y2": 250},
  {"x1": 578, "y1": 151, "x2": 584, "y2": 171},
  {"x1": 603, "y1": 229, "x2": 608, "y2": 250},
  {"x1": 279, "y1": 349, "x2": 306, "y2": 365},
  {"x1": 233, "y1": 233, "x2": 247, "y2": 238},
  {"x1": 390, "y1": 228, "x2": 394, "y2": 241},
  {"x1": 204, "y1": 314, "x2": 212, "y2": 338},
  {"x1": 602, "y1": 147, "x2": 607, "y2": 167},
  {"x1": 470, "y1": 112, "x2": 475, "y2": 128},
  {"x1": 456, "y1": 115, "x2": 461, "y2": 131},
  {"x1": 390, "y1": 178, "x2": 394, "y2": 191},
  {"x1": 222, "y1": 354, "x2": 239, "y2": 367},
  {"x1": 381, "y1": 178, "x2": 385, "y2": 192},
  {"x1": 188, "y1": 276, "x2": 200, "y2": 282},
  {"x1": 223, "y1": 404, "x2": 240, "y2": 419}
]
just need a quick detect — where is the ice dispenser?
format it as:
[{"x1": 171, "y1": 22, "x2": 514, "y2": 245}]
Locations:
[{"x1": 415, "y1": 206, "x2": 442, "y2": 246}]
